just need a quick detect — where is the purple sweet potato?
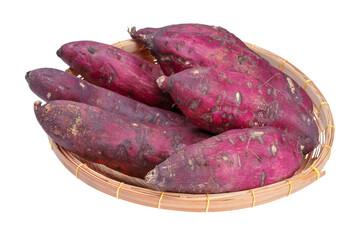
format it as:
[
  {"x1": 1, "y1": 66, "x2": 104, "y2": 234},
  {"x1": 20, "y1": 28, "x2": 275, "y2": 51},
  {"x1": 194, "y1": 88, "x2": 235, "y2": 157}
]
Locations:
[
  {"x1": 34, "y1": 100, "x2": 211, "y2": 178},
  {"x1": 145, "y1": 127, "x2": 303, "y2": 193},
  {"x1": 129, "y1": 23, "x2": 248, "y2": 49},
  {"x1": 157, "y1": 68, "x2": 318, "y2": 154},
  {"x1": 26, "y1": 68, "x2": 193, "y2": 128},
  {"x1": 56, "y1": 40, "x2": 173, "y2": 109},
  {"x1": 133, "y1": 31, "x2": 313, "y2": 113}
]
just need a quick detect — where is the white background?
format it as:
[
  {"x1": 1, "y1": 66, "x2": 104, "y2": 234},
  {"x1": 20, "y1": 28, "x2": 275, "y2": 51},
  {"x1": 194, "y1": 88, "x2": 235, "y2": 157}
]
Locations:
[{"x1": 1, "y1": 0, "x2": 358, "y2": 239}]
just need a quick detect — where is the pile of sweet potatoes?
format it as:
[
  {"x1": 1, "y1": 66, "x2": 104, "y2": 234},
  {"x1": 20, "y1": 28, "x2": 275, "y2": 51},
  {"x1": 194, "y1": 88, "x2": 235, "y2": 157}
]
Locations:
[{"x1": 27, "y1": 23, "x2": 319, "y2": 194}]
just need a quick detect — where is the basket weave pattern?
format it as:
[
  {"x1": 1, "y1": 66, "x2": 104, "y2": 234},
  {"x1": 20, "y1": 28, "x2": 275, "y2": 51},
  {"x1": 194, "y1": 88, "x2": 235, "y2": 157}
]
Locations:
[{"x1": 49, "y1": 39, "x2": 334, "y2": 212}]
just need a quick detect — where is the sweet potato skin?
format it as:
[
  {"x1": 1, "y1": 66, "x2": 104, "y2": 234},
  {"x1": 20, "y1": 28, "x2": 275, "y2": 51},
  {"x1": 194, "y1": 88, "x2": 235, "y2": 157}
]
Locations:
[
  {"x1": 135, "y1": 31, "x2": 312, "y2": 113},
  {"x1": 158, "y1": 68, "x2": 318, "y2": 154},
  {"x1": 145, "y1": 127, "x2": 303, "y2": 193},
  {"x1": 26, "y1": 68, "x2": 193, "y2": 127},
  {"x1": 56, "y1": 41, "x2": 173, "y2": 109},
  {"x1": 34, "y1": 100, "x2": 210, "y2": 178},
  {"x1": 129, "y1": 23, "x2": 248, "y2": 48}
]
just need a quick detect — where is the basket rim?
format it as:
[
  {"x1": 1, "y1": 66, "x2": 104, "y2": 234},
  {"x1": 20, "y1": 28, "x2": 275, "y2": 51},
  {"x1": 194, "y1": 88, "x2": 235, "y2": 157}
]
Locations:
[{"x1": 47, "y1": 39, "x2": 334, "y2": 212}]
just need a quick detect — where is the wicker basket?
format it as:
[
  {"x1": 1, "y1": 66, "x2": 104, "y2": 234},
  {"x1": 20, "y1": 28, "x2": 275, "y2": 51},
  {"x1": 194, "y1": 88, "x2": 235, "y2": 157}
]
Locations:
[{"x1": 48, "y1": 39, "x2": 334, "y2": 212}]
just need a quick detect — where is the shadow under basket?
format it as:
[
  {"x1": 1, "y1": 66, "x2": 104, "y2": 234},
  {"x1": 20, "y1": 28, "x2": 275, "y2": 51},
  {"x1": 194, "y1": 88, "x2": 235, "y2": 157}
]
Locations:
[{"x1": 48, "y1": 39, "x2": 335, "y2": 212}]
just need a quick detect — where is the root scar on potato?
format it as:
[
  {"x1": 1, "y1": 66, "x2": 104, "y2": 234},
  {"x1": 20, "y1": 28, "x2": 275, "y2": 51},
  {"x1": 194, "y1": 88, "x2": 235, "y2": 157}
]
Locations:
[
  {"x1": 79, "y1": 82, "x2": 85, "y2": 89},
  {"x1": 156, "y1": 76, "x2": 166, "y2": 87},
  {"x1": 235, "y1": 91, "x2": 241, "y2": 105}
]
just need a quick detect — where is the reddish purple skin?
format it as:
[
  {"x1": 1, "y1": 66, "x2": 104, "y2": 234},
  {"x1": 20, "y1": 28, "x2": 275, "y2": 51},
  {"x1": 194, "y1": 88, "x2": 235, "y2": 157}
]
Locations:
[
  {"x1": 26, "y1": 68, "x2": 193, "y2": 128},
  {"x1": 34, "y1": 100, "x2": 211, "y2": 178},
  {"x1": 130, "y1": 23, "x2": 248, "y2": 48},
  {"x1": 158, "y1": 68, "x2": 318, "y2": 154},
  {"x1": 56, "y1": 41, "x2": 173, "y2": 109},
  {"x1": 145, "y1": 127, "x2": 303, "y2": 194},
  {"x1": 135, "y1": 31, "x2": 313, "y2": 114}
]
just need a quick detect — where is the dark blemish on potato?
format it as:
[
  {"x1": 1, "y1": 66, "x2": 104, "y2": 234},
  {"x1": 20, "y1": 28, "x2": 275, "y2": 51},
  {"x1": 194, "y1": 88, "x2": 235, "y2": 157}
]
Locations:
[
  {"x1": 225, "y1": 77, "x2": 233, "y2": 84},
  {"x1": 227, "y1": 113, "x2": 234, "y2": 120},
  {"x1": 99, "y1": 75, "x2": 105, "y2": 83},
  {"x1": 230, "y1": 159, "x2": 234, "y2": 167},
  {"x1": 200, "y1": 80, "x2": 209, "y2": 96},
  {"x1": 215, "y1": 94, "x2": 222, "y2": 104},
  {"x1": 137, "y1": 143, "x2": 152, "y2": 167},
  {"x1": 87, "y1": 47, "x2": 96, "y2": 54},
  {"x1": 219, "y1": 72, "x2": 228, "y2": 80},
  {"x1": 158, "y1": 152, "x2": 168, "y2": 160},
  {"x1": 221, "y1": 112, "x2": 228, "y2": 119},
  {"x1": 176, "y1": 41, "x2": 185, "y2": 51},
  {"x1": 107, "y1": 74, "x2": 114, "y2": 85},
  {"x1": 201, "y1": 112, "x2": 213, "y2": 123},
  {"x1": 300, "y1": 113, "x2": 312, "y2": 126},
  {"x1": 265, "y1": 101, "x2": 281, "y2": 121},
  {"x1": 116, "y1": 143, "x2": 129, "y2": 158},
  {"x1": 143, "y1": 114, "x2": 150, "y2": 122},
  {"x1": 160, "y1": 55, "x2": 173, "y2": 62},
  {"x1": 237, "y1": 54, "x2": 244, "y2": 65},
  {"x1": 189, "y1": 99, "x2": 201, "y2": 111},
  {"x1": 188, "y1": 158, "x2": 196, "y2": 171}
]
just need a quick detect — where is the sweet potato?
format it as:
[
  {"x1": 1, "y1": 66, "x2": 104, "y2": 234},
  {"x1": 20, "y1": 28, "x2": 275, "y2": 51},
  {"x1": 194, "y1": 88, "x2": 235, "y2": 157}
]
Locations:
[
  {"x1": 56, "y1": 40, "x2": 173, "y2": 109},
  {"x1": 26, "y1": 68, "x2": 193, "y2": 128},
  {"x1": 157, "y1": 68, "x2": 318, "y2": 154},
  {"x1": 134, "y1": 31, "x2": 313, "y2": 113},
  {"x1": 145, "y1": 127, "x2": 303, "y2": 193},
  {"x1": 129, "y1": 23, "x2": 248, "y2": 48},
  {"x1": 34, "y1": 100, "x2": 211, "y2": 178}
]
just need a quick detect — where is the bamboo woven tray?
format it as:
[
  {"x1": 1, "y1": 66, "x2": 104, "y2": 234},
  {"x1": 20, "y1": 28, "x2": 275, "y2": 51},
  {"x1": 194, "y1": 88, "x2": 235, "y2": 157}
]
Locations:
[{"x1": 48, "y1": 39, "x2": 334, "y2": 212}]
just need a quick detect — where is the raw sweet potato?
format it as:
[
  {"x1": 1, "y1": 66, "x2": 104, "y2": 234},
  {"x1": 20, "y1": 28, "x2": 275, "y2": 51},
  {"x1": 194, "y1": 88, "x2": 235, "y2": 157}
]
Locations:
[
  {"x1": 34, "y1": 100, "x2": 211, "y2": 178},
  {"x1": 133, "y1": 31, "x2": 313, "y2": 113},
  {"x1": 157, "y1": 68, "x2": 318, "y2": 154},
  {"x1": 129, "y1": 23, "x2": 248, "y2": 48},
  {"x1": 145, "y1": 127, "x2": 303, "y2": 193},
  {"x1": 56, "y1": 40, "x2": 173, "y2": 109},
  {"x1": 26, "y1": 68, "x2": 193, "y2": 127}
]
